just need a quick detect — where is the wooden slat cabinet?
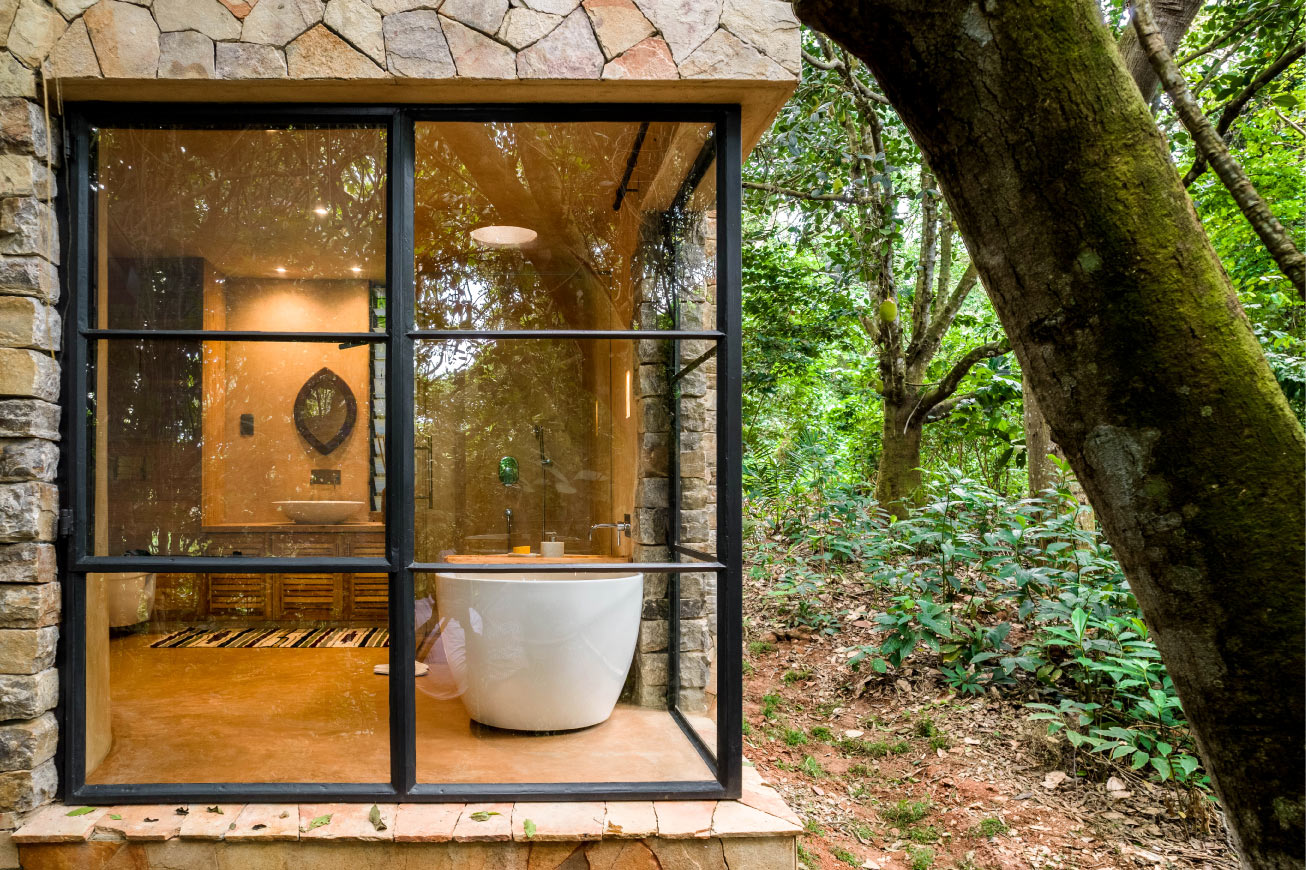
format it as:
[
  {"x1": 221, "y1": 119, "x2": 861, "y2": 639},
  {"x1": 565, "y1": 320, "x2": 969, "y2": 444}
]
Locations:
[{"x1": 173, "y1": 526, "x2": 388, "y2": 622}]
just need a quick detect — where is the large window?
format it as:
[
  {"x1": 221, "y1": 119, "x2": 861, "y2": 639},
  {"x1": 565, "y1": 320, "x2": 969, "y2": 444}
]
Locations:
[{"x1": 63, "y1": 106, "x2": 741, "y2": 803}]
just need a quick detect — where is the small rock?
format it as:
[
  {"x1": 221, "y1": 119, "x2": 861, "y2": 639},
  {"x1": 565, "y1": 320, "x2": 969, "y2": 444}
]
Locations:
[{"x1": 843, "y1": 730, "x2": 864, "y2": 739}]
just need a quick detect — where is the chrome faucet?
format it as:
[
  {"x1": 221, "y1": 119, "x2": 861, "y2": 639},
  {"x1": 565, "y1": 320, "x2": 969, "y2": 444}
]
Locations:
[{"x1": 590, "y1": 514, "x2": 631, "y2": 546}]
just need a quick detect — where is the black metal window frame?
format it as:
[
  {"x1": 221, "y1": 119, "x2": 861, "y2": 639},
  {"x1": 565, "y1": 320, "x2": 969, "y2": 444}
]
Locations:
[{"x1": 57, "y1": 102, "x2": 744, "y2": 805}]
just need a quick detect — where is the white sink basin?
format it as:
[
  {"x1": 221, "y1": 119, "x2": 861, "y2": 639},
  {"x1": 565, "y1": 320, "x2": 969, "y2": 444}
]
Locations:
[{"x1": 273, "y1": 500, "x2": 366, "y2": 524}]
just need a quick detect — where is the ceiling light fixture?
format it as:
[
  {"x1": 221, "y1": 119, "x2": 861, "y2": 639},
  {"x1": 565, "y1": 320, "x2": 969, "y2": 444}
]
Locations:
[
  {"x1": 275, "y1": 267, "x2": 287, "y2": 273},
  {"x1": 351, "y1": 266, "x2": 362, "y2": 273},
  {"x1": 470, "y1": 225, "x2": 537, "y2": 249}
]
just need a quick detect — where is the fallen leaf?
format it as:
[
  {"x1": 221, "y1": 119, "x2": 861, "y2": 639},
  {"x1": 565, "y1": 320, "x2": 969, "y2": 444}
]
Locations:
[
  {"x1": 844, "y1": 730, "x2": 865, "y2": 739},
  {"x1": 252, "y1": 824, "x2": 267, "y2": 831},
  {"x1": 206, "y1": 807, "x2": 223, "y2": 815},
  {"x1": 1042, "y1": 771, "x2": 1068, "y2": 790},
  {"x1": 175, "y1": 807, "x2": 189, "y2": 815},
  {"x1": 108, "y1": 814, "x2": 122, "y2": 820},
  {"x1": 469, "y1": 811, "x2": 500, "y2": 822},
  {"x1": 369, "y1": 804, "x2": 387, "y2": 831},
  {"x1": 523, "y1": 818, "x2": 537, "y2": 839},
  {"x1": 65, "y1": 807, "x2": 95, "y2": 817},
  {"x1": 307, "y1": 814, "x2": 332, "y2": 831},
  {"x1": 143, "y1": 818, "x2": 158, "y2": 823}
]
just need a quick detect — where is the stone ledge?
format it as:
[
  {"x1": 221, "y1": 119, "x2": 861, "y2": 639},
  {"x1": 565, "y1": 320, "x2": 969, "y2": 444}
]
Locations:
[
  {"x1": 19, "y1": 834, "x2": 796, "y2": 870},
  {"x1": 13, "y1": 772, "x2": 800, "y2": 845}
]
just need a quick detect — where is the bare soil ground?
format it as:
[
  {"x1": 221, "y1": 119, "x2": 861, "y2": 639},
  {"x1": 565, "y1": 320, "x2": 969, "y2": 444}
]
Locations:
[{"x1": 742, "y1": 587, "x2": 1239, "y2": 870}]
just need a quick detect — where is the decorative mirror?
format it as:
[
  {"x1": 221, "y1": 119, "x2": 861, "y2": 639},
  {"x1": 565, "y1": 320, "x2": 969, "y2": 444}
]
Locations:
[
  {"x1": 294, "y1": 367, "x2": 357, "y2": 455},
  {"x1": 498, "y1": 456, "x2": 520, "y2": 486}
]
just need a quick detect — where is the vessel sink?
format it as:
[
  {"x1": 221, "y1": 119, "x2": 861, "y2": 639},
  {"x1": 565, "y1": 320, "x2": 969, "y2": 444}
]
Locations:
[{"x1": 273, "y1": 500, "x2": 365, "y2": 524}]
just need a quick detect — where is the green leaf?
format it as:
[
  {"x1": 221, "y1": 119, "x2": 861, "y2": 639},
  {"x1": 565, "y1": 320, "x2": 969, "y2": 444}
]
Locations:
[
  {"x1": 307, "y1": 814, "x2": 332, "y2": 831},
  {"x1": 206, "y1": 807, "x2": 223, "y2": 814},
  {"x1": 1150, "y1": 756, "x2": 1172, "y2": 781},
  {"x1": 523, "y1": 818, "x2": 537, "y2": 839},
  {"x1": 66, "y1": 807, "x2": 96, "y2": 817},
  {"x1": 469, "y1": 811, "x2": 500, "y2": 822},
  {"x1": 109, "y1": 814, "x2": 122, "y2": 820},
  {"x1": 369, "y1": 805, "x2": 387, "y2": 831}
]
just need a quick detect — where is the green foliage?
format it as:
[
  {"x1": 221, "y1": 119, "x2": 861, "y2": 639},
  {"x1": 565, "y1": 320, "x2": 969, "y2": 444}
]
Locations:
[
  {"x1": 749, "y1": 465, "x2": 1207, "y2": 787},
  {"x1": 881, "y1": 799, "x2": 931, "y2": 826},
  {"x1": 908, "y1": 845, "x2": 936, "y2": 870},
  {"x1": 973, "y1": 817, "x2": 1008, "y2": 839},
  {"x1": 783, "y1": 728, "x2": 808, "y2": 747}
]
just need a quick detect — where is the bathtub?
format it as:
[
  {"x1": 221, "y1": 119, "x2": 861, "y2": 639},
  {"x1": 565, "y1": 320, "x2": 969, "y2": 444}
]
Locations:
[{"x1": 434, "y1": 571, "x2": 643, "y2": 731}]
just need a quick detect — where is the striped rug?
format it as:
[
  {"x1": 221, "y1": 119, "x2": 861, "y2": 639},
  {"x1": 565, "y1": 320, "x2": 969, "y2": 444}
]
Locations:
[{"x1": 150, "y1": 626, "x2": 389, "y2": 649}]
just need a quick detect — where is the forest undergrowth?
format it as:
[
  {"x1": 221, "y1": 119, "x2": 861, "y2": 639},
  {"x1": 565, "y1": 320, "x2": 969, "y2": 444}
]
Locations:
[{"x1": 742, "y1": 467, "x2": 1236, "y2": 870}]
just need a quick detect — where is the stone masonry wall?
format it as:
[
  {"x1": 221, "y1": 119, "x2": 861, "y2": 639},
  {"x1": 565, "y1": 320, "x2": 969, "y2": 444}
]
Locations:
[
  {"x1": 1, "y1": 0, "x2": 798, "y2": 91},
  {"x1": 0, "y1": 1, "x2": 796, "y2": 861},
  {"x1": 0, "y1": 91, "x2": 60, "y2": 870},
  {"x1": 630, "y1": 211, "x2": 717, "y2": 714}
]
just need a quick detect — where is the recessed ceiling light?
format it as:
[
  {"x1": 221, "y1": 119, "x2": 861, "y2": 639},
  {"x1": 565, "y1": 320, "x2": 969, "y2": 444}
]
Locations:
[
  {"x1": 275, "y1": 267, "x2": 287, "y2": 273},
  {"x1": 350, "y1": 266, "x2": 362, "y2": 273},
  {"x1": 314, "y1": 206, "x2": 329, "y2": 216},
  {"x1": 470, "y1": 225, "x2": 537, "y2": 249}
]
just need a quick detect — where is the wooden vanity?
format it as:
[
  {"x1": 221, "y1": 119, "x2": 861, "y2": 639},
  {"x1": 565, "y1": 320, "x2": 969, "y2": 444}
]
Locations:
[{"x1": 153, "y1": 523, "x2": 386, "y2": 624}]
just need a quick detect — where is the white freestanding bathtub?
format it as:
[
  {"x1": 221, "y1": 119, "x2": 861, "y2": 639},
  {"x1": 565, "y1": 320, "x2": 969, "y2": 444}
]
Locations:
[{"x1": 434, "y1": 571, "x2": 643, "y2": 731}]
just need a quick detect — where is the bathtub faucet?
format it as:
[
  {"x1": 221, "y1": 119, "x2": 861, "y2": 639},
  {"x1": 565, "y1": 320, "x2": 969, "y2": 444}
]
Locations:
[{"x1": 590, "y1": 514, "x2": 631, "y2": 546}]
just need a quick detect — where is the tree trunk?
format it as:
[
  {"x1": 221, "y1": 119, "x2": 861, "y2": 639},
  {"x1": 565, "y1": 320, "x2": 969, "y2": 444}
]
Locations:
[
  {"x1": 1023, "y1": 370, "x2": 1056, "y2": 496},
  {"x1": 876, "y1": 403, "x2": 924, "y2": 518},
  {"x1": 794, "y1": 2, "x2": 1306, "y2": 866},
  {"x1": 1115, "y1": 0, "x2": 1205, "y2": 105}
]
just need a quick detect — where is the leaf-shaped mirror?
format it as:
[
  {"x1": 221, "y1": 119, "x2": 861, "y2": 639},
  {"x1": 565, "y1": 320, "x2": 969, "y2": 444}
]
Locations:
[{"x1": 294, "y1": 367, "x2": 357, "y2": 455}]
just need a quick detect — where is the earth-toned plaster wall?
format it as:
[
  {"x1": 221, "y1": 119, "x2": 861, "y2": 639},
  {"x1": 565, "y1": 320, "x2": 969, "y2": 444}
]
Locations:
[{"x1": 0, "y1": 2, "x2": 797, "y2": 865}]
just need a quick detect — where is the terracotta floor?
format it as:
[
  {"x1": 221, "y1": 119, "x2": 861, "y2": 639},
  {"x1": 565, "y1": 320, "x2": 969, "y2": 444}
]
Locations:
[{"x1": 89, "y1": 634, "x2": 712, "y2": 785}]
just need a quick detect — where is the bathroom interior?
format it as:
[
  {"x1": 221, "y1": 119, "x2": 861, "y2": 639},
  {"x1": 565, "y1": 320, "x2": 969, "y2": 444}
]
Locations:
[{"x1": 83, "y1": 120, "x2": 720, "y2": 785}]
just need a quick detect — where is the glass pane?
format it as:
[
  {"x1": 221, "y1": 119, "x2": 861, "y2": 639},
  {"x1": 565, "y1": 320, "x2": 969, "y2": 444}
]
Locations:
[
  {"x1": 94, "y1": 126, "x2": 387, "y2": 330},
  {"x1": 414, "y1": 121, "x2": 717, "y2": 331},
  {"x1": 413, "y1": 571, "x2": 712, "y2": 784},
  {"x1": 414, "y1": 338, "x2": 700, "y2": 563},
  {"x1": 89, "y1": 339, "x2": 384, "y2": 556},
  {"x1": 84, "y1": 572, "x2": 389, "y2": 784}
]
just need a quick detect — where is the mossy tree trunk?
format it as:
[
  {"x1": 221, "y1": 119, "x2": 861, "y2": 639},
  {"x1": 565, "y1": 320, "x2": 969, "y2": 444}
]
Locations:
[
  {"x1": 875, "y1": 404, "x2": 924, "y2": 512},
  {"x1": 794, "y1": 1, "x2": 1306, "y2": 866}
]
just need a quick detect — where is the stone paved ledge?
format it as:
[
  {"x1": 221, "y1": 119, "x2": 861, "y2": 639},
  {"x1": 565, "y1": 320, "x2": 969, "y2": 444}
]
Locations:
[{"x1": 13, "y1": 767, "x2": 800, "y2": 846}]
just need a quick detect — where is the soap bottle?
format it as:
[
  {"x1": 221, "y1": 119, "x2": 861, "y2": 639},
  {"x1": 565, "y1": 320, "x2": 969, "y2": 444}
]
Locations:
[{"x1": 540, "y1": 533, "x2": 564, "y2": 558}]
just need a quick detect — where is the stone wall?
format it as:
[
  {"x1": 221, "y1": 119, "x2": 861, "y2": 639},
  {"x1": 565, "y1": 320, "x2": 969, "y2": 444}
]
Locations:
[
  {"x1": 0, "y1": 90, "x2": 61, "y2": 869},
  {"x1": 2, "y1": 0, "x2": 798, "y2": 92},
  {"x1": 629, "y1": 210, "x2": 718, "y2": 714}
]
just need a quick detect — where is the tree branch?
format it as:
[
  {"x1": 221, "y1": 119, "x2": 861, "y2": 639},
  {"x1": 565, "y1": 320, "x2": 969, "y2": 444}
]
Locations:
[
  {"x1": 908, "y1": 167, "x2": 940, "y2": 358},
  {"x1": 1134, "y1": 0, "x2": 1306, "y2": 297},
  {"x1": 742, "y1": 179, "x2": 875, "y2": 204},
  {"x1": 916, "y1": 338, "x2": 1010, "y2": 422},
  {"x1": 1182, "y1": 41, "x2": 1305, "y2": 186},
  {"x1": 1277, "y1": 107, "x2": 1306, "y2": 138},
  {"x1": 807, "y1": 35, "x2": 891, "y2": 105},
  {"x1": 924, "y1": 390, "x2": 981, "y2": 422},
  {"x1": 905, "y1": 262, "x2": 978, "y2": 373},
  {"x1": 1116, "y1": 0, "x2": 1204, "y2": 103}
]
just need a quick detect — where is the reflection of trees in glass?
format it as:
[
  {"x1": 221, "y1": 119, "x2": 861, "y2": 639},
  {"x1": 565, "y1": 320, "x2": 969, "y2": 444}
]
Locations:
[
  {"x1": 414, "y1": 123, "x2": 648, "y2": 331},
  {"x1": 97, "y1": 126, "x2": 386, "y2": 312},
  {"x1": 414, "y1": 339, "x2": 605, "y2": 556}
]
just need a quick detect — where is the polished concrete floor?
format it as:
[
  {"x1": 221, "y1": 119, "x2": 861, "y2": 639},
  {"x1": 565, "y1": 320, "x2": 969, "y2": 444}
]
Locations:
[{"x1": 88, "y1": 634, "x2": 713, "y2": 785}]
